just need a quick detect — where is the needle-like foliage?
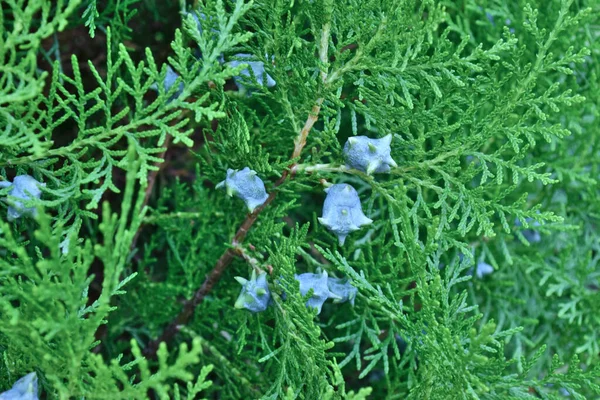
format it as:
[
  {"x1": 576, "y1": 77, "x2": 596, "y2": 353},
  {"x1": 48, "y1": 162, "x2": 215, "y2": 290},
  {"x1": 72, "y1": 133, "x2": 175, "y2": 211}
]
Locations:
[{"x1": 1, "y1": 0, "x2": 600, "y2": 398}]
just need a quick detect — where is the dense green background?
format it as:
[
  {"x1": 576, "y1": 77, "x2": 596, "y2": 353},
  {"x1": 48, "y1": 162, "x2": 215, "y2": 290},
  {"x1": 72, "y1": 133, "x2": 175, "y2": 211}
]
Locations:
[{"x1": 1, "y1": 0, "x2": 600, "y2": 398}]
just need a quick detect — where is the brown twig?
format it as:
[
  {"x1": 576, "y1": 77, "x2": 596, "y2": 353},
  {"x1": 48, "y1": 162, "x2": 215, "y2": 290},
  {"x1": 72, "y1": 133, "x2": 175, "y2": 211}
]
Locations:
[
  {"x1": 143, "y1": 179, "x2": 279, "y2": 356},
  {"x1": 234, "y1": 245, "x2": 268, "y2": 274},
  {"x1": 143, "y1": 22, "x2": 331, "y2": 357}
]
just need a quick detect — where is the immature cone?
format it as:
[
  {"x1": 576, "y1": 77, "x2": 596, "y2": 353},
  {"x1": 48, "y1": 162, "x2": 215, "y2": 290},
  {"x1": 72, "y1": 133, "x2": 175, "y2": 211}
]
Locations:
[
  {"x1": 1, "y1": 175, "x2": 45, "y2": 221},
  {"x1": 318, "y1": 184, "x2": 373, "y2": 245},
  {"x1": 514, "y1": 217, "x2": 542, "y2": 243},
  {"x1": 228, "y1": 53, "x2": 276, "y2": 91},
  {"x1": 327, "y1": 277, "x2": 358, "y2": 306},
  {"x1": 234, "y1": 270, "x2": 271, "y2": 313},
  {"x1": 475, "y1": 262, "x2": 494, "y2": 278},
  {"x1": 295, "y1": 271, "x2": 339, "y2": 314},
  {"x1": 343, "y1": 134, "x2": 397, "y2": 175},
  {"x1": 216, "y1": 167, "x2": 269, "y2": 212},
  {"x1": 149, "y1": 65, "x2": 184, "y2": 102},
  {"x1": 0, "y1": 372, "x2": 38, "y2": 400},
  {"x1": 163, "y1": 66, "x2": 184, "y2": 98},
  {"x1": 189, "y1": 11, "x2": 217, "y2": 36}
]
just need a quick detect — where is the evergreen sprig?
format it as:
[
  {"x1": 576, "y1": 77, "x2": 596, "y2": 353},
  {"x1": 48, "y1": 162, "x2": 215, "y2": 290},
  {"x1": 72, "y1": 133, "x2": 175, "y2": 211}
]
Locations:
[{"x1": 2, "y1": 0, "x2": 600, "y2": 398}]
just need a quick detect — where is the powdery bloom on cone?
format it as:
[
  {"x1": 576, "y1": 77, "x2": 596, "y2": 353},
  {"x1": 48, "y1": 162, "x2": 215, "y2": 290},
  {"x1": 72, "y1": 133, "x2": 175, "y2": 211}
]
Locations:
[
  {"x1": 295, "y1": 271, "x2": 339, "y2": 314},
  {"x1": 149, "y1": 65, "x2": 184, "y2": 102},
  {"x1": 475, "y1": 262, "x2": 494, "y2": 278},
  {"x1": 0, "y1": 372, "x2": 38, "y2": 400},
  {"x1": 343, "y1": 134, "x2": 397, "y2": 175},
  {"x1": 234, "y1": 270, "x2": 271, "y2": 313},
  {"x1": 318, "y1": 184, "x2": 372, "y2": 245},
  {"x1": 216, "y1": 167, "x2": 269, "y2": 213},
  {"x1": 228, "y1": 53, "x2": 276, "y2": 91},
  {"x1": 163, "y1": 66, "x2": 184, "y2": 98},
  {"x1": 1, "y1": 175, "x2": 45, "y2": 221},
  {"x1": 515, "y1": 217, "x2": 542, "y2": 243},
  {"x1": 327, "y1": 277, "x2": 358, "y2": 306}
]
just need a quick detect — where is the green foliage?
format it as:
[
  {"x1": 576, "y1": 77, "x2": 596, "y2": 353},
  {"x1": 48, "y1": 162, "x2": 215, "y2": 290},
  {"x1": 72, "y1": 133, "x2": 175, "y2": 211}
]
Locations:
[
  {"x1": 81, "y1": 0, "x2": 141, "y2": 40},
  {"x1": 0, "y1": 149, "x2": 213, "y2": 398},
  {"x1": 1, "y1": 0, "x2": 600, "y2": 398}
]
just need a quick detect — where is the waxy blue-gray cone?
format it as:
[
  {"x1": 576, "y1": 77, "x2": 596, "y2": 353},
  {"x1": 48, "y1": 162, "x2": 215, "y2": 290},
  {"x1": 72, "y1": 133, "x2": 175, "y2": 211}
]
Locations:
[
  {"x1": 343, "y1": 134, "x2": 397, "y2": 175},
  {"x1": 149, "y1": 65, "x2": 184, "y2": 102},
  {"x1": 318, "y1": 184, "x2": 372, "y2": 245},
  {"x1": 0, "y1": 372, "x2": 38, "y2": 400},
  {"x1": 164, "y1": 66, "x2": 184, "y2": 98},
  {"x1": 295, "y1": 271, "x2": 339, "y2": 314},
  {"x1": 475, "y1": 262, "x2": 494, "y2": 278},
  {"x1": 228, "y1": 54, "x2": 276, "y2": 91},
  {"x1": 327, "y1": 277, "x2": 357, "y2": 306},
  {"x1": 216, "y1": 167, "x2": 269, "y2": 212},
  {"x1": 1, "y1": 175, "x2": 45, "y2": 221},
  {"x1": 514, "y1": 217, "x2": 541, "y2": 243},
  {"x1": 234, "y1": 270, "x2": 271, "y2": 313}
]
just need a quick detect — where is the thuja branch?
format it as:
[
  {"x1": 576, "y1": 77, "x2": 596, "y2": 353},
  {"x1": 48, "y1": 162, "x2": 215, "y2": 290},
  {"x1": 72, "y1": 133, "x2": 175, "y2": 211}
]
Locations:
[
  {"x1": 291, "y1": 21, "x2": 330, "y2": 165},
  {"x1": 130, "y1": 134, "x2": 173, "y2": 252},
  {"x1": 143, "y1": 22, "x2": 332, "y2": 357}
]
